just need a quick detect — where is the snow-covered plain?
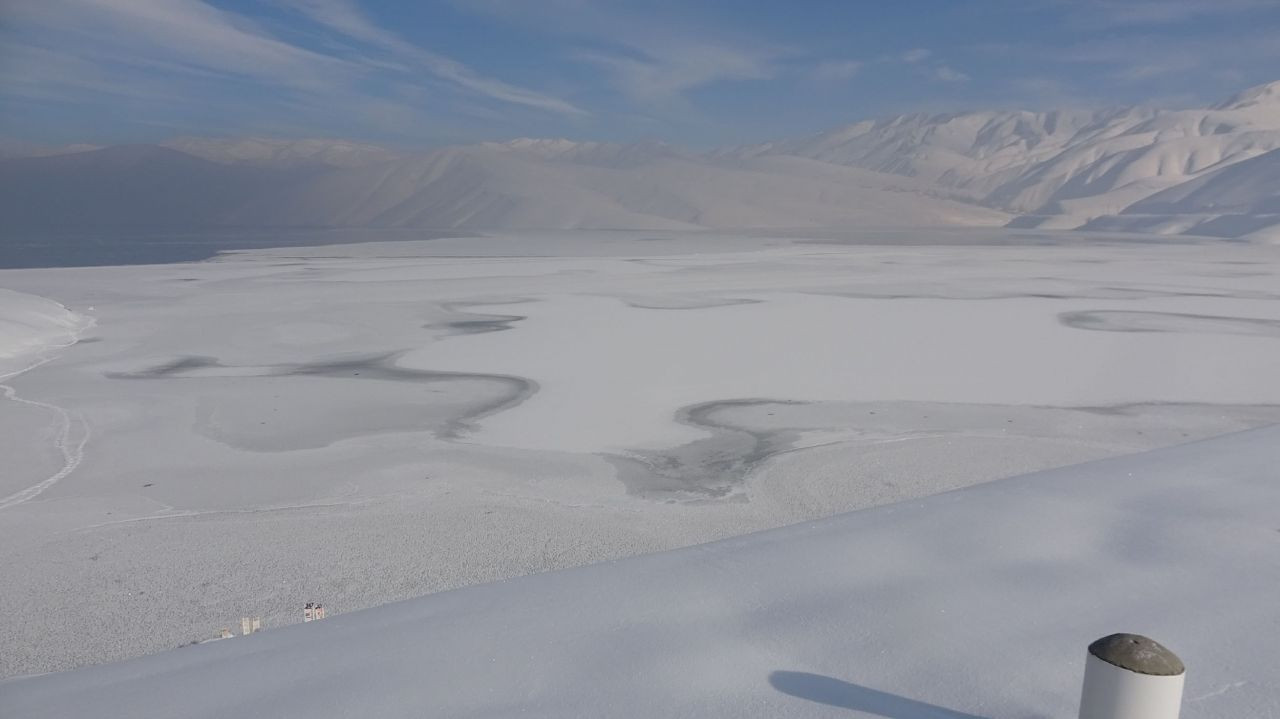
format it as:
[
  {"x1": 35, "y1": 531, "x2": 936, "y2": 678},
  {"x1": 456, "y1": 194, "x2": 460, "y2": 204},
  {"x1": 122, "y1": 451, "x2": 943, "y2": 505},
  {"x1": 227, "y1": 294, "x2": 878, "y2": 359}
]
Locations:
[
  {"x1": 2, "y1": 424, "x2": 1278, "y2": 718},
  {"x1": 1, "y1": 229, "x2": 1279, "y2": 684}
]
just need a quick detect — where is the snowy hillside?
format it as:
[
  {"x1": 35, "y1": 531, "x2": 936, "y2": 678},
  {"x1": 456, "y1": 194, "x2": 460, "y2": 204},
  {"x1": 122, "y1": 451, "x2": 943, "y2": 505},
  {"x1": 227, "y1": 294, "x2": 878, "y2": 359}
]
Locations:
[
  {"x1": 3, "y1": 81, "x2": 1280, "y2": 236},
  {"x1": 233, "y1": 140, "x2": 1008, "y2": 230},
  {"x1": 1088, "y1": 147, "x2": 1280, "y2": 242},
  {"x1": 723, "y1": 107, "x2": 1110, "y2": 201},
  {"x1": 0, "y1": 139, "x2": 1007, "y2": 231},
  {"x1": 0, "y1": 289, "x2": 89, "y2": 367},
  {"x1": 731, "y1": 80, "x2": 1280, "y2": 234},
  {"x1": 3, "y1": 426, "x2": 1276, "y2": 718}
]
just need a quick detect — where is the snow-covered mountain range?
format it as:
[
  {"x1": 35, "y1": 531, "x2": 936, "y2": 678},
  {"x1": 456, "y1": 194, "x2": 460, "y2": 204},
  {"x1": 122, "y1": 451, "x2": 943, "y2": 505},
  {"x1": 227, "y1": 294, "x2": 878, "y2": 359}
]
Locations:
[
  {"x1": 724, "y1": 80, "x2": 1280, "y2": 239},
  {"x1": 5, "y1": 81, "x2": 1280, "y2": 239}
]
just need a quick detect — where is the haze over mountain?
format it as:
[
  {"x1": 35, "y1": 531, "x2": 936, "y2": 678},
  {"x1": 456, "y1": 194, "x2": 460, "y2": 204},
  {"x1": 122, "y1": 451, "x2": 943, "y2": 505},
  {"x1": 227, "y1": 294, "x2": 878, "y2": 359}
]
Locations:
[
  {"x1": 4, "y1": 81, "x2": 1280, "y2": 240},
  {"x1": 157, "y1": 137, "x2": 399, "y2": 170}
]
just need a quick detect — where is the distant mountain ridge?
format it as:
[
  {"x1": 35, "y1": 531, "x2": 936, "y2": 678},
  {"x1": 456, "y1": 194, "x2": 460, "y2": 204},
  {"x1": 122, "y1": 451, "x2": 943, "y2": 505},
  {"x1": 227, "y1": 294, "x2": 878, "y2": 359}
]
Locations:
[
  {"x1": 158, "y1": 137, "x2": 398, "y2": 169},
  {"x1": 726, "y1": 80, "x2": 1280, "y2": 234},
  {"x1": 4, "y1": 81, "x2": 1280, "y2": 239}
]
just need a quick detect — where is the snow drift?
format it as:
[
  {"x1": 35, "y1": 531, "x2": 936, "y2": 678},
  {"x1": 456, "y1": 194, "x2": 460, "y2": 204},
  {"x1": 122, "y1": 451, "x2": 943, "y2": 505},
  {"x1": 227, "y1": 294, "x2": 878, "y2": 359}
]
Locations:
[{"x1": 0, "y1": 289, "x2": 87, "y2": 367}]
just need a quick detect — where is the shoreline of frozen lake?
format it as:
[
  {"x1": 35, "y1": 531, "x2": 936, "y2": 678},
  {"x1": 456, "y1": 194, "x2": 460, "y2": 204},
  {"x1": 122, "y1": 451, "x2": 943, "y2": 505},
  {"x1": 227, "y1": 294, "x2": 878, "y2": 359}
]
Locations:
[{"x1": 1, "y1": 229, "x2": 1278, "y2": 676}]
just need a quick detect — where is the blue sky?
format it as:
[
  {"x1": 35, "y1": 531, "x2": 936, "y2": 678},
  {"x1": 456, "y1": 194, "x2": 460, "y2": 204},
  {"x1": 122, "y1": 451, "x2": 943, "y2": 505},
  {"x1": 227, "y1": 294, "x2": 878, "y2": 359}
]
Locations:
[{"x1": 3, "y1": 0, "x2": 1279, "y2": 148}]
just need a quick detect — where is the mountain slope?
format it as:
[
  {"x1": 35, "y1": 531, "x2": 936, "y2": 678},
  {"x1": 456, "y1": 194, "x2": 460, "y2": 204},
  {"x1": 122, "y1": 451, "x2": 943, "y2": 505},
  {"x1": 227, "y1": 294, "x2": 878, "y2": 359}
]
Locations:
[
  {"x1": 0, "y1": 140, "x2": 1007, "y2": 232},
  {"x1": 235, "y1": 142, "x2": 1008, "y2": 230},
  {"x1": 3, "y1": 426, "x2": 1276, "y2": 718},
  {"x1": 732, "y1": 81, "x2": 1280, "y2": 228},
  {"x1": 4, "y1": 81, "x2": 1280, "y2": 237},
  {"x1": 1126, "y1": 146, "x2": 1280, "y2": 215},
  {"x1": 724, "y1": 108, "x2": 1110, "y2": 199},
  {"x1": 0, "y1": 145, "x2": 309, "y2": 229},
  {"x1": 1080, "y1": 147, "x2": 1280, "y2": 241}
]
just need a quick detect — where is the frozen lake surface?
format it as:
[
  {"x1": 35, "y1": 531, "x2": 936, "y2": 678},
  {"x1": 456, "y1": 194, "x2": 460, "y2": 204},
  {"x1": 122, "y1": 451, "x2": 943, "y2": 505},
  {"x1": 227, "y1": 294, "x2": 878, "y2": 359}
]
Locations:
[
  {"x1": 1, "y1": 229, "x2": 1279, "y2": 676},
  {"x1": 0, "y1": 228, "x2": 469, "y2": 269}
]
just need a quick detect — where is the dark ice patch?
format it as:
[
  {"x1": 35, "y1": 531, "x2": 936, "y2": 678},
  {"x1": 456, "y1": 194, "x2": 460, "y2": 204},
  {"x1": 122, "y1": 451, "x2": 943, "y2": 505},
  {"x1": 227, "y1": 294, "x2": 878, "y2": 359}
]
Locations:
[
  {"x1": 618, "y1": 296, "x2": 762, "y2": 310},
  {"x1": 426, "y1": 300, "x2": 533, "y2": 337},
  {"x1": 1059, "y1": 310, "x2": 1280, "y2": 338},
  {"x1": 105, "y1": 352, "x2": 537, "y2": 445},
  {"x1": 609, "y1": 399, "x2": 806, "y2": 501}
]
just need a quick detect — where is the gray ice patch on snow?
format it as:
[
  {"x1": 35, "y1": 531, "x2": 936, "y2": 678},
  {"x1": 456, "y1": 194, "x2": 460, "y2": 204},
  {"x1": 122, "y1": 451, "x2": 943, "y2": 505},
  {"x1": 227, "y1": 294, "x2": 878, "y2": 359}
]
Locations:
[
  {"x1": 609, "y1": 399, "x2": 804, "y2": 501},
  {"x1": 610, "y1": 398, "x2": 1280, "y2": 502},
  {"x1": 426, "y1": 299, "x2": 535, "y2": 337},
  {"x1": 615, "y1": 295, "x2": 763, "y2": 310},
  {"x1": 106, "y1": 353, "x2": 537, "y2": 450},
  {"x1": 1059, "y1": 310, "x2": 1280, "y2": 338}
]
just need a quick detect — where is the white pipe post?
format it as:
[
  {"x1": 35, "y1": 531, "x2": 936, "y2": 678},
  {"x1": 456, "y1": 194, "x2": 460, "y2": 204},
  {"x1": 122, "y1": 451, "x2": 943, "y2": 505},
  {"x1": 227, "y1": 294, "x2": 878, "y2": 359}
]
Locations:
[{"x1": 1079, "y1": 633, "x2": 1185, "y2": 719}]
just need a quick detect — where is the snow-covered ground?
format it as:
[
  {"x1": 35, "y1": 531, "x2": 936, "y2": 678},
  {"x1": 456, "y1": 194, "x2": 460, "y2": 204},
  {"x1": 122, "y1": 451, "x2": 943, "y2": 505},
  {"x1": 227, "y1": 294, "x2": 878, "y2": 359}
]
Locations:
[
  {"x1": 1, "y1": 229, "x2": 1279, "y2": 680},
  {"x1": 0, "y1": 290, "x2": 94, "y2": 513},
  {"x1": 0, "y1": 288, "x2": 89, "y2": 369},
  {"x1": 3, "y1": 424, "x2": 1277, "y2": 718}
]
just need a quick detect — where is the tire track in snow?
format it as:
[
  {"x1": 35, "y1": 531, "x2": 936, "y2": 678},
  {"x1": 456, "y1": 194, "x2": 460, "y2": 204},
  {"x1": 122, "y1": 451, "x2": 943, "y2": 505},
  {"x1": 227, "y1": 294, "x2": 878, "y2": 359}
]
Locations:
[
  {"x1": 0, "y1": 317, "x2": 94, "y2": 511},
  {"x1": 0, "y1": 381, "x2": 89, "y2": 510}
]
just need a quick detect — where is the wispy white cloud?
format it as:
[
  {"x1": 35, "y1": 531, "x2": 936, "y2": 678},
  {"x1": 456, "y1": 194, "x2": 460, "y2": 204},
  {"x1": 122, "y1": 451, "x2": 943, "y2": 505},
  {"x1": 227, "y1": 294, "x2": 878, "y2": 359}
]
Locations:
[
  {"x1": 1077, "y1": 0, "x2": 1273, "y2": 27},
  {"x1": 829, "y1": 47, "x2": 971, "y2": 87},
  {"x1": 901, "y1": 48, "x2": 932, "y2": 63},
  {"x1": 0, "y1": 0, "x2": 584, "y2": 145},
  {"x1": 934, "y1": 65, "x2": 971, "y2": 83},
  {"x1": 813, "y1": 60, "x2": 863, "y2": 82},
  {"x1": 279, "y1": 0, "x2": 585, "y2": 115},
  {"x1": 1053, "y1": 28, "x2": 1280, "y2": 86},
  {"x1": 4, "y1": 0, "x2": 352, "y2": 89},
  {"x1": 5, "y1": 0, "x2": 1273, "y2": 147},
  {"x1": 577, "y1": 44, "x2": 777, "y2": 106},
  {"x1": 456, "y1": 0, "x2": 783, "y2": 108},
  {"x1": 964, "y1": 5, "x2": 1279, "y2": 107}
]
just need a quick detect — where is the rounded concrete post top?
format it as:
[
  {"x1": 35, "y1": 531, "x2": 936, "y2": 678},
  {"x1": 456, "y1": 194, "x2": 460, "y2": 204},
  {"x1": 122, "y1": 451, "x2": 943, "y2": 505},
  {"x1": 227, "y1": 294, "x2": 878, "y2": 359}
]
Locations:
[{"x1": 1089, "y1": 633, "x2": 1185, "y2": 676}]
